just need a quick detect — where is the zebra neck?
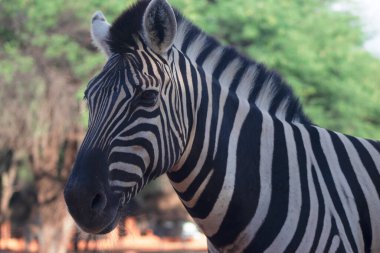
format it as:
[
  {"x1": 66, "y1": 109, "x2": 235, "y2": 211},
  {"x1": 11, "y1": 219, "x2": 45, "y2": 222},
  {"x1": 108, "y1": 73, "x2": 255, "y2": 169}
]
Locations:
[{"x1": 172, "y1": 18, "x2": 309, "y2": 125}]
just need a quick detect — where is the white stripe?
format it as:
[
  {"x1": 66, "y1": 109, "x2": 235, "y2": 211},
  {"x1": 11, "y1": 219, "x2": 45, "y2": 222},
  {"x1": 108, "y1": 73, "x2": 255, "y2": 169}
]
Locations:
[
  {"x1": 202, "y1": 47, "x2": 225, "y2": 74},
  {"x1": 185, "y1": 33, "x2": 208, "y2": 60},
  {"x1": 109, "y1": 141, "x2": 155, "y2": 170},
  {"x1": 297, "y1": 125, "x2": 353, "y2": 252},
  {"x1": 328, "y1": 236, "x2": 341, "y2": 253},
  {"x1": 171, "y1": 74, "x2": 213, "y2": 193},
  {"x1": 317, "y1": 128, "x2": 363, "y2": 251},
  {"x1": 358, "y1": 139, "x2": 380, "y2": 173},
  {"x1": 109, "y1": 162, "x2": 143, "y2": 177},
  {"x1": 338, "y1": 133, "x2": 380, "y2": 251},
  {"x1": 171, "y1": 51, "x2": 188, "y2": 138},
  {"x1": 295, "y1": 124, "x2": 323, "y2": 253},
  {"x1": 254, "y1": 76, "x2": 276, "y2": 112},
  {"x1": 237, "y1": 66, "x2": 257, "y2": 98},
  {"x1": 213, "y1": 59, "x2": 241, "y2": 157},
  {"x1": 194, "y1": 100, "x2": 250, "y2": 237},
  {"x1": 170, "y1": 56, "x2": 203, "y2": 171},
  {"x1": 109, "y1": 180, "x2": 136, "y2": 188},
  {"x1": 182, "y1": 169, "x2": 214, "y2": 208},
  {"x1": 264, "y1": 122, "x2": 302, "y2": 252},
  {"x1": 173, "y1": 21, "x2": 190, "y2": 48},
  {"x1": 221, "y1": 112, "x2": 274, "y2": 252},
  {"x1": 315, "y1": 211, "x2": 332, "y2": 252},
  {"x1": 275, "y1": 99, "x2": 290, "y2": 120}
]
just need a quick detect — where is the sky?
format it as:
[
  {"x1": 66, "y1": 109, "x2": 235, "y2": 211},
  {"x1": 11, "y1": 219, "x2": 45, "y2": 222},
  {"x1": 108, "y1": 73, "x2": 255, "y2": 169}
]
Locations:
[{"x1": 350, "y1": 0, "x2": 380, "y2": 57}]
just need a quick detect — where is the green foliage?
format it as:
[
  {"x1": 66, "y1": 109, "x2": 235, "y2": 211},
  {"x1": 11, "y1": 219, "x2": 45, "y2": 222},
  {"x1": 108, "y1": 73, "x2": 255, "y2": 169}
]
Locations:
[
  {"x1": 0, "y1": 0, "x2": 379, "y2": 139},
  {"x1": 0, "y1": 0, "x2": 106, "y2": 82}
]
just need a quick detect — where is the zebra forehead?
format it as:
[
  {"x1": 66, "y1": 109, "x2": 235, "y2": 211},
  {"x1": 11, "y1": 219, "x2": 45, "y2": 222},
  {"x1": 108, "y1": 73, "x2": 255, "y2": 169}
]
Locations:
[
  {"x1": 107, "y1": 1, "x2": 182, "y2": 54},
  {"x1": 87, "y1": 55, "x2": 166, "y2": 99},
  {"x1": 107, "y1": 1, "x2": 150, "y2": 53}
]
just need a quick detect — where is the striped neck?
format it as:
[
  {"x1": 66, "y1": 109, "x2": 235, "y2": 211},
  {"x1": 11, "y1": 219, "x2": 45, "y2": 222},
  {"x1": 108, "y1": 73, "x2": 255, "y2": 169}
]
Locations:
[
  {"x1": 167, "y1": 13, "x2": 311, "y2": 239},
  {"x1": 172, "y1": 14, "x2": 310, "y2": 124}
]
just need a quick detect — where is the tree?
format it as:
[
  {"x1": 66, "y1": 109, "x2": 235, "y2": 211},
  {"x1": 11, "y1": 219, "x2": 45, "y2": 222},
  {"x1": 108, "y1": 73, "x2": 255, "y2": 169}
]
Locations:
[{"x1": 0, "y1": 1, "x2": 92, "y2": 252}]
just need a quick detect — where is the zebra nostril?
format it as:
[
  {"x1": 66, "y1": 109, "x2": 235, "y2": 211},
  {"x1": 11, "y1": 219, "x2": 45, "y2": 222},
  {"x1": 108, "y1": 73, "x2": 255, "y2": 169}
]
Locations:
[{"x1": 91, "y1": 192, "x2": 107, "y2": 213}]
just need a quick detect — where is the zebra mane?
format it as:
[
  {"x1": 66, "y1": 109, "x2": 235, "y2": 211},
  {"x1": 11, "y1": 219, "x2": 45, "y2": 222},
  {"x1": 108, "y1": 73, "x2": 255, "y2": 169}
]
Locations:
[{"x1": 108, "y1": 0, "x2": 310, "y2": 124}]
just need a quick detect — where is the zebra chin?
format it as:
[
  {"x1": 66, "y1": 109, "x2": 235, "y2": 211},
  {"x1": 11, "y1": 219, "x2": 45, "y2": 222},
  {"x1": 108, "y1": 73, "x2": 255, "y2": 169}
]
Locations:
[
  {"x1": 83, "y1": 197, "x2": 125, "y2": 235},
  {"x1": 90, "y1": 193, "x2": 127, "y2": 235}
]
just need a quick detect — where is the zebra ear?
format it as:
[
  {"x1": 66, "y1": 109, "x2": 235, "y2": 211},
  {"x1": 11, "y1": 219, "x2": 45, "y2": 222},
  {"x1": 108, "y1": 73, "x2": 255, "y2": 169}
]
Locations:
[
  {"x1": 142, "y1": 0, "x2": 177, "y2": 55},
  {"x1": 91, "y1": 11, "x2": 112, "y2": 57}
]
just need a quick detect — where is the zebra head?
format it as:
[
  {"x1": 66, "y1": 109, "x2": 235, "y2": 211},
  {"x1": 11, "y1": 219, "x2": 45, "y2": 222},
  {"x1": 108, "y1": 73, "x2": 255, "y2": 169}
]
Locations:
[{"x1": 64, "y1": 0, "x2": 185, "y2": 234}]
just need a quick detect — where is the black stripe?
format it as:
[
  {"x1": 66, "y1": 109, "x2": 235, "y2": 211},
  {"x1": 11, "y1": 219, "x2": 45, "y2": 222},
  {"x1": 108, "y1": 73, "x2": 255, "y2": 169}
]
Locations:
[
  {"x1": 108, "y1": 152, "x2": 145, "y2": 170},
  {"x1": 307, "y1": 126, "x2": 358, "y2": 252},
  {"x1": 181, "y1": 29, "x2": 199, "y2": 53},
  {"x1": 172, "y1": 64, "x2": 186, "y2": 137},
  {"x1": 141, "y1": 53, "x2": 155, "y2": 77},
  {"x1": 336, "y1": 240, "x2": 345, "y2": 253},
  {"x1": 309, "y1": 165, "x2": 326, "y2": 253},
  {"x1": 196, "y1": 40, "x2": 219, "y2": 66},
  {"x1": 350, "y1": 138, "x2": 380, "y2": 197},
  {"x1": 96, "y1": 97, "x2": 129, "y2": 141},
  {"x1": 178, "y1": 75, "x2": 221, "y2": 202},
  {"x1": 128, "y1": 106, "x2": 160, "y2": 123},
  {"x1": 181, "y1": 49, "x2": 227, "y2": 194},
  {"x1": 113, "y1": 137, "x2": 155, "y2": 178},
  {"x1": 324, "y1": 218, "x2": 340, "y2": 253},
  {"x1": 164, "y1": 84, "x2": 182, "y2": 145},
  {"x1": 267, "y1": 74, "x2": 284, "y2": 114},
  {"x1": 247, "y1": 64, "x2": 267, "y2": 102},
  {"x1": 168, "y1": 68, "x2": 209, "y2": 183},
  {"x1": 210, "y1": 109, "x2": 263, "y2": 247},
  {"x1": 175, "y1": 52, "x2": 193, "y2": 130},
  {"x1": 229, "y1": 64, "x2": 248, "y2": 93},
  {"x1": 284, "y1": 126, "x2": 310, "y2": 252},
  {"x1": 368, "y1": 140, "x2": 380, "y2": 154},
  {"x1": 185, "y1": 82, "x2": 239, "y2": 219},
  {"x1": 332, "y1": 133, "x2": 372, "y2": 253},
  {"x1": 213, "y1": 47, "x2": 237, "y2": 80},
  {"x1": 109, "y1": 169, "x2": 141, "y2": 183},
  {"x1": 246, "y1": 117, "x2": 289, "y2": 252}
]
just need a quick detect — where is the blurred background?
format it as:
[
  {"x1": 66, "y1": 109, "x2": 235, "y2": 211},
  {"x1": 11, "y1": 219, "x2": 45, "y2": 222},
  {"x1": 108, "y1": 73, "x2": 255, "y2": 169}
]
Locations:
[{"x1": 0, "y1": 0, "x2": 379, "y2": 252}]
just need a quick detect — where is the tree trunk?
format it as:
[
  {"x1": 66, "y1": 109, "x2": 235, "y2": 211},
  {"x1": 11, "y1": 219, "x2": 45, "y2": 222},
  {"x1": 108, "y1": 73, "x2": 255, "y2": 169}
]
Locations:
[
  {"x1": 32, "y1": 135, "x2": 80, "y2": 253},
  {"x1": 36, "y1": 194, "x2": 74, "y2": 253},
  {"x1": 0, "y1": 150, "x2": 16, "y2": 223}
]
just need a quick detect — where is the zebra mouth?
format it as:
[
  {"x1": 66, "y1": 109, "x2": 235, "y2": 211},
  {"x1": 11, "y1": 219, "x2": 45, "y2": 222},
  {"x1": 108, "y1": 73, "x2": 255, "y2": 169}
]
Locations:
[
  {"x1": 67, "y1": 190, "x2": 127, "y2": 235},
  {"x1": 95, "y1": 192, "x2": 127, "y2": 234}
]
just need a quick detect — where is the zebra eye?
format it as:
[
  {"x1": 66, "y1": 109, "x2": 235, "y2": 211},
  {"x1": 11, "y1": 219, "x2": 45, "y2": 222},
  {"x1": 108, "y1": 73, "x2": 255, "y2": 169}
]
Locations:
[{"x1": 139, "y1": 89, "x2": 159, "y2": 107}]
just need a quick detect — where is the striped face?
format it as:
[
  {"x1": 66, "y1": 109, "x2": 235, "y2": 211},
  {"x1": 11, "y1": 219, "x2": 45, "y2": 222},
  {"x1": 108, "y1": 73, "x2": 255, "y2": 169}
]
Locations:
[
  {"x1": 64, "y1": 0, "x2": 181, "y2": 235},
  {"x1": 85, "y1": 48, "x2": 177, "y2": 194},
  {"x1": 64, "y1": 43, "x2": 185, "y2": 233}
]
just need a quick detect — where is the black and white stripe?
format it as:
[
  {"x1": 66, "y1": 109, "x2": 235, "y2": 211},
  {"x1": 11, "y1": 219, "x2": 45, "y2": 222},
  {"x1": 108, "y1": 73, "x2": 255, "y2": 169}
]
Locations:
[{"x1": 79, "y1": 1, "x2": 380, "y2": 252}]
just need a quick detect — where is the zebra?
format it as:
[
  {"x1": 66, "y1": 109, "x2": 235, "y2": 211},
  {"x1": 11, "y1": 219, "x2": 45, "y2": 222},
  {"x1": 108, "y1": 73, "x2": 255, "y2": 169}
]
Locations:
[{"x1": 64, "y1": 0, "x2": 380, "y2": 252}]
